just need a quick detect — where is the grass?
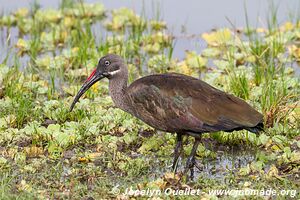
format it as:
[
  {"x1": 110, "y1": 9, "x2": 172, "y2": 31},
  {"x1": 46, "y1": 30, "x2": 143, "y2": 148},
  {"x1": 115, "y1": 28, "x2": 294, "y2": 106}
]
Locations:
[
  {"x1": 1, "y1": 66, "x2": 39, "y2": 129},
  {"x1": 0, "y1": 1, "x2": 299, "y2": 199}
]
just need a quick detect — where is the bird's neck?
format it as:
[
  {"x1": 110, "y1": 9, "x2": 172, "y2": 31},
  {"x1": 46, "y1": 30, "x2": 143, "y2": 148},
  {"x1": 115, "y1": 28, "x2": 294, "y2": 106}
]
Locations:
[{"x1": 108, "y1": 74, "x2": 131, "y2": 113}]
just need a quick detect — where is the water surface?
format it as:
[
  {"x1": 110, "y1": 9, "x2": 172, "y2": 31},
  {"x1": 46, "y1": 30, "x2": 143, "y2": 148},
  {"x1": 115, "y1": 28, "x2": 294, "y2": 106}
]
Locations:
[{"x1": 1, "y1": 0, "x2": 299, "y2": 58}]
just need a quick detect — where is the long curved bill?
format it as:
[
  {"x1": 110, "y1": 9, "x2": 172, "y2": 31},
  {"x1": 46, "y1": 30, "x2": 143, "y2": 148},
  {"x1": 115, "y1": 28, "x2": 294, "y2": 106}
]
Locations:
[{"x1": 69, "y1": 70, "x2": 104, "y2": 112}]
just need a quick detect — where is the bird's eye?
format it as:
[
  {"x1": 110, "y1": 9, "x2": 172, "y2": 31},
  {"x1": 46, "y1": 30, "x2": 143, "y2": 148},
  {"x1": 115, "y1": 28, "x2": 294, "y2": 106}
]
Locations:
[{"x1": 105, "y1": 60, "x2": 110, "y2": 66}]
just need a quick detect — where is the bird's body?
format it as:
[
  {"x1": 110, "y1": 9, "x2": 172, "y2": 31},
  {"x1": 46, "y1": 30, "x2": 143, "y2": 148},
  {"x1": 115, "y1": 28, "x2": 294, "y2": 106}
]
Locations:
[
  {"x1": 123, "y1": 73, "x2": 263, "y2": 136},
  {"x1": 70, "y1": 54, "x2": 264, "y2": 179}
]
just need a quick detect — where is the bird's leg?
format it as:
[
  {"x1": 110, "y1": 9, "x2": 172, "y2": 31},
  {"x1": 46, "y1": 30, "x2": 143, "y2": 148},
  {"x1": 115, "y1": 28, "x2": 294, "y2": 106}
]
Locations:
[
  {"x1": 172, "y1": 133, "x2": 183, "y2": 172},
  {"x1": 184, "y1": 138, "x2": 201, "y2": 181}
]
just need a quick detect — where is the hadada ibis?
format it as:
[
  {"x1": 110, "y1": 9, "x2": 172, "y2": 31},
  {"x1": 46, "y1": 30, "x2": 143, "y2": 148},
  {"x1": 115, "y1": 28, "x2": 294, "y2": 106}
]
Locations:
[{"x1": 70, "y1": 54, "x2": 263, "y2": 179}]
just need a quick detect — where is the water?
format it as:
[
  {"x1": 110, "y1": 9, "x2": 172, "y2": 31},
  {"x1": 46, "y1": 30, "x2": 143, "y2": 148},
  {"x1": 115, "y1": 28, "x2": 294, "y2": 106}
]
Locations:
[
  {"x1": 1, "y1": 0, "x2": 299, "y2": 58},
  {"x1": 112, "y1": 144, "x2": 259, "y2": 183},
  {"x1": 179, "y1": 145, "x2": 257, "y2": 182}
]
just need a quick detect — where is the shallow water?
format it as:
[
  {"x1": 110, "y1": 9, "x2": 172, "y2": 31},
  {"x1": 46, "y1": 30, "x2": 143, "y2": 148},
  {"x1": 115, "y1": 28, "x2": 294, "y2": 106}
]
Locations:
[
  {"x1": 200, "y1": 149, "x2": 255, "y2": 180},
  {"x1": 179, "y1": 146, "x2": 257, "y2": 182},
  {"x1": 1, "y1": 0, "x2": 299, "y2": 59}
]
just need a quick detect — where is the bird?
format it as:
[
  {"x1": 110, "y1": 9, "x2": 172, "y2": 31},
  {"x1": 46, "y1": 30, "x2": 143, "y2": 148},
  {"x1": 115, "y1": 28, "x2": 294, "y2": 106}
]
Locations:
[{"x1": 70, "y1": 54, "x2": 263, "y2": 179}]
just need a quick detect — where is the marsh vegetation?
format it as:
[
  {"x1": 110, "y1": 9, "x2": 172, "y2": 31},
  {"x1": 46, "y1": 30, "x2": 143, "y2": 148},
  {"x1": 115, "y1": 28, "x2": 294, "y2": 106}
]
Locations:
[{"x1": 0, "y1": 1, "x2": 299, "y2": 199}]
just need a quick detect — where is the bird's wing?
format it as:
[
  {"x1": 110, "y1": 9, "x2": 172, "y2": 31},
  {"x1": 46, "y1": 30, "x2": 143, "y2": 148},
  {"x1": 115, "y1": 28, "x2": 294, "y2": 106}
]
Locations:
[{"x1": 127, "y1": 73, "x2": 263, "y2": 133}]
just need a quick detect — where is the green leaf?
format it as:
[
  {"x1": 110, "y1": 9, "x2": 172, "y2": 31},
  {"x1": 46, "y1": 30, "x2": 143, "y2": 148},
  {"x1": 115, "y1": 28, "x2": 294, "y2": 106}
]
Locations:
[
  {"x1": 258, "y1": 133, "x2": 270, "y2": 145},
  {"x1": 202, "y1": 48, "x2": 221, "y2": 58}
]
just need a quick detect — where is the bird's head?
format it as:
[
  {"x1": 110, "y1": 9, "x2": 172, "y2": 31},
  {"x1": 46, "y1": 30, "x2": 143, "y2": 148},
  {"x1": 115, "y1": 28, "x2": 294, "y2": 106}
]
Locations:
[{"x1": 69, "y1": 54, "x2": 126, "y2": 111}]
